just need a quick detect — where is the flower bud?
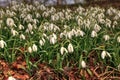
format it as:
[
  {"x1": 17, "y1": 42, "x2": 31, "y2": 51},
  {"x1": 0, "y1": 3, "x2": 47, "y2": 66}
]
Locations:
[
  {"x1": 28, "y1": 47, "x2": 32, "y2": 53},
  {"x1": 8, "y1": 76, "x2": 16, "y2": 80},
  {"x1": 6, "y1": 18, "x2": 15, "y2": 27},
  {"x1": 91, "y1": 31, "x2": 97, "y2": 38},
  {"x1": 32, "y1": 44, "x2": 37, "y2": 52},
  {"x1": 117, "y1": 36, "x2": 120, "y2": 43},
  {"x1": 68, "y1": 43, "x2": 74, "y2": 53},
  {"x1": 103, "y1": 35, "x2": 110, "y2": 41},
  {"x1": 0, "y1": 40, "x2": 7, "y2": 48},
  {"x1": 60, "y1": 47, "x2": 68, "y2": 55},
  {"x1": 101, "y1": 50, "x2": 111, "y2": 59},
  {"x1": 81, "y1": 60, "x2": 86, "y2": 68},
  {"x1": 20, "y1": 34, "x2": 25, "y2": 40}
]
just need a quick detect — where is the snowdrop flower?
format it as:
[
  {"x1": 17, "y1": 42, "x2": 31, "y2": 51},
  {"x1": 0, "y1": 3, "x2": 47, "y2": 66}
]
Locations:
[
  {"x1": 28, "y1": 47, "x2": 32, "y2": 53},
  {"x1": 8, "y1": 76, "x2": 16, "y2": 80},
  {"x1": 11, "y1": 29, "x2": 18, "y2": 36},
  {"x1": 60, "y1": 47, "x2": 68, "y2": 55},
  {"x1": 76, "y1": 29, "x2": 85, "y2": 37},
  {"x1": 18, "y1": 24, "x2": 24, "y2": 30},
  {"x1": 101, "y1": 51, "x2": 111, "y2": 59},
  {"x1": 40, "y1": 5, "x2": 46, "y2": 11},
  {"x1": 52, "y1": 33, "x2": 57, "y2": 40},
  {"x1": 49, "y1": 33, "x2": 57, "y2": 44},
  {"x1": 39, "y1": 38, "x2": 45, "y2": 46},
  {"x1": 39, "y1": 40, "x2": 44, "y2": 46},
  {"x1": 103, "y1": 35, "x2": 110, "y2": 41},
  {"x1": 50, "y1": 37, "x2": 56, "y2": 44},
  {"x1": 20, "y1": 34, "x2": 25, "y2": 40},
  {"x1": 94, "y1": 24, "x2": 101, "y2": 32},
  {"x1": 68, "y1": 43, "x2": 74, "y2": 53},
  {"x1": 0, "y1": 40, "x2": 7, "y2": 48},
  {"x1": 6, "y1": 18, "x2": 15, "y2": 27},
  {"x1": 78, "y1": 18, "x2": 83, "y2": 26},
  {"x1": 91, "y1": 31, "x2": 97, "y2": 38},
  {"x1": 117, "y1": 36, "x2": 120, "y2": 43},
  {"x1": 81, "y1": 60, "x2": 86, "y2": 68},
  {"x1": 28, "y1": 23, "x2": 33, "y2": 31},
  {"x1": 32, "y1": 44, "x2": 37, "y2": 52},
  {"x1": 67, "y1": 32, "x2": 73, "y2": 39},
  {"x1": 106, "y1": 19, "x2": 111, "y2": 28}
]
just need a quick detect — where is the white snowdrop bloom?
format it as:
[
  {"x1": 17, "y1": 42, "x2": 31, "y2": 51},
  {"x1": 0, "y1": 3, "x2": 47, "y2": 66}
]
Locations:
[
  {"x1": 94, "y1": 24, "x2": 101, "y2": 32},
  {"x1": 36, "y1": 12, "x2": 40, "y2": 18},
  {"x1": 43, "y1": 33, "x2": 47, "y2": 38},
  {"x1": 50, "y1": 37, "x2": 56, "y2": 44},
  {"x1": 6, "y1": 18, "x2": 15, "y2": 27},
  {"x1": 78, "y1": 18, "x2": 83, "y2": 26},
  {"x1": 26, "y1": 14, "x2": 32, "y2": 20},
  {"x1": 28, "y1": 23, "x2": 33, "y2": 31},
  {"x1": 49, "y1": 23, "x2": 54, "y2": 31},
  {"x1": 67, "y1": 32, "x2": 73, "y2": 39},
  {"x1": 76, "y1": 29, "x2": 85, "y2": 37},
  {"x1": 60, "y1": 33, "x2": 64, "y2": 38},
  {"x1": 68, "y1": 43, "x2": 74, "y2": 53},
  {"x1": 42, "y1": 37, "x2": 46, "y2": 43},
  {"x1": 107, "y1": 8, "x2": 113, "y2": 16},
  {"x1": 71, "y1": 29, "x2": 76, "y2": 35},
  {"x1": 18, "y1": 24, "x2": 24, "y2": 30},
  {"x1": 39, "y1": 38, "x2": 45, "y2": 46},
  {"x1": 32, "y1": 44, "x2": 37, "y2": 52},
  {"x1": 0, "y1": 40, "x2": 7, "y2": 48},
  {"x1": 106, "y1": 19, "x2": 111, "y2": 28},
  {"x1": 28, "y1": 47, "x2": 32, "y2": 53},
  {"x1": 11, "y1": 29, "x2": 18, "y2": 36},
  {"x1": 91, "y1": 31, "x2": 97, "y2": 38},
  {"x1": 51, "y1": 15, "x2": 56, "y2": 21},
  {"x1": 81, "y1": 60, "x2": 86, "y2": 68},
  {"x1": 103, "y1": 35, "x2": 110, "y2": 41},
  {"x1": 52, "y1": 33, "x2": 57, "y2": 40},
  {"x1": 98, "y1": 18, "x2": 105, "y2": 24},
  {"x1": 101, "y1": 51, "x2": 111, "y2": 59},
  {"x1": 40, "y1": 5, "x2": 46, "y2": 11},
  {"x1": 42, "y1": 12, "x2": 49, "y2": 17},
  {"x1": 112, "y1": 21, "x2": 118, "y2": 28},
  {"x1": 20, "y1": 34, "x2": 25, "y2": 40},
  {"x1": 39, "y1": 40, "x2": 44, "y2": 46},
  {"x1": 64, "y1": 25, "x2": 69, "y2": 29},
  {"x1": 8, "y1": 76, "x2": 16, "y2": 80},
  {"x1": 53, "y1": 26, "x2": 60, "y2": 32},
  {"x1": 117, "y1": 36, "x2": 120, "y2": 43},
  {"x1": 60, "y1": 47, "x2": 68, "y2": 55}
]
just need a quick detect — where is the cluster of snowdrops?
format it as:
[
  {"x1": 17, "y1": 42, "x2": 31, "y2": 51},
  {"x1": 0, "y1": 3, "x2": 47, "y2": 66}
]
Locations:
[{"x1": 0, "y1": 1, "x2": 120, "y2": 73}]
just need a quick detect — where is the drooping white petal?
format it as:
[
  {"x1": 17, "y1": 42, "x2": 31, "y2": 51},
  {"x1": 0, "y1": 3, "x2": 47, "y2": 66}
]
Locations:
[
  {"x1": 91, "y1": 30, "x2": 97, "y2": 38},
  {"x1": 81, "y1": 60, "x2": 86, "y2": 68},
  {"x1": 117, "y1": 36, "x2": 120, "y2": 43},
  {"x1": 101, "y1": 51, "x2": 106, "y2": 59},
  {"x1": 0, "y1": 40, "x2": 7, "y2": 48},
  {"x1": 6, "y1": 18, "x2": 15, "y2": 27},
  {"x1": 8, "y1": 76, "x2": 16, "y2": 80},
  {"x1": 68, "y1": 43, "x2": 74, "y2": 53},
  {"x1": 32, "y1": 44, "x2": 37, "y2": 52},
  {"x1": 20, "y1": 34, "x2": 25, "y2": 40},
  {"x1": 60, "y1": 47, "x2": 68, "y2": 55},
  {"x1": 103, "y1": 35, "x2": 110, "y2": 41},
  {"x1": 28, "y1": 47, "x2": 32, "y2": 53}
]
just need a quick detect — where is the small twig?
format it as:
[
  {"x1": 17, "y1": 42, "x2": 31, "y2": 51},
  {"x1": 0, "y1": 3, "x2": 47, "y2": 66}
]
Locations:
[
  {"x1": 91, "y1": 66, "x2": 100, "y2": 78},
  {"x1": 99, "y1": 71, "x2": 113, "y2": 77},
  {"x1": 105, "y1": 76, "x2": 120, "y2": 79}
]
